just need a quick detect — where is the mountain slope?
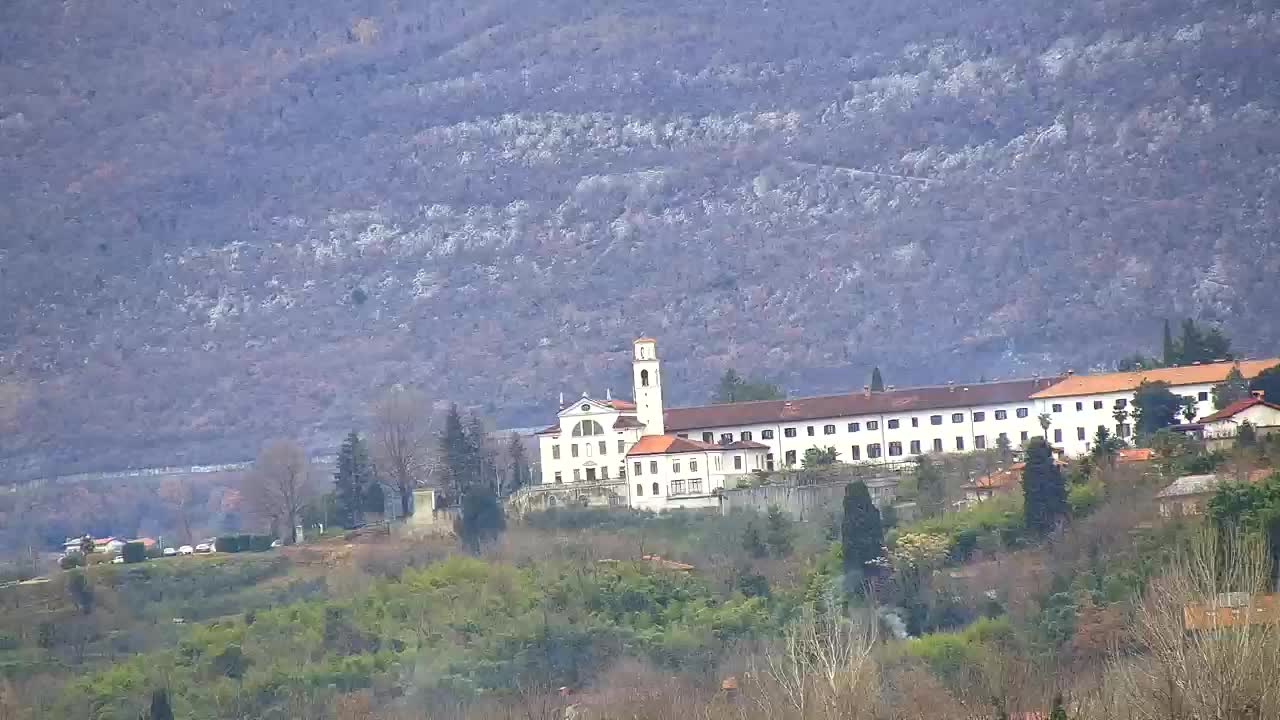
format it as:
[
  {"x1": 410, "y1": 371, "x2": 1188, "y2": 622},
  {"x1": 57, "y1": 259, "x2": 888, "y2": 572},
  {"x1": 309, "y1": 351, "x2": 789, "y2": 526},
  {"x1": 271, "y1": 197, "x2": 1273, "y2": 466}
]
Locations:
[{"x1": 2, "y1": 0, "x2": 1279, "y2": 478}]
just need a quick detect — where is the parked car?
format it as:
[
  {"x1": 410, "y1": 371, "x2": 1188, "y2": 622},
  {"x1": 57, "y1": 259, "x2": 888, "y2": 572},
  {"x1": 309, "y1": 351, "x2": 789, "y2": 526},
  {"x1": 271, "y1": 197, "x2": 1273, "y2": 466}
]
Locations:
[
  {"x1": 178, "y1": 545, "x2": 194, "y2": 555},
  {"x1": 162, "y1": 547, "x2": 177, "y2": 557},
  {"x1": 270, "y1": 539, "x2": 283, "y2": 548},
  {"x1": 111, "y1": 556, "x2": 124, "y2": 564},
  {"x1": 194, "y1": 543, "x2": 211, "y2": 553}
]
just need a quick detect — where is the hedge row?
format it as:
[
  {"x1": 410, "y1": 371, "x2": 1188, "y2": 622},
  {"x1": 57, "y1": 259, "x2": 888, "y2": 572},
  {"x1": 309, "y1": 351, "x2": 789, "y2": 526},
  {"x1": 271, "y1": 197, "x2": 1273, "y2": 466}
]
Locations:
[{"x1": 215, "y1": 535, "x2": 275, "y2": 553}]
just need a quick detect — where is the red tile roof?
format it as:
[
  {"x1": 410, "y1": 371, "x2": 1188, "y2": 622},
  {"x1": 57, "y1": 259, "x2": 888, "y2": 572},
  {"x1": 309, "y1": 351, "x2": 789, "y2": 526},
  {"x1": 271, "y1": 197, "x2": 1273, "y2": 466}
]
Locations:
[
  {"x1": 1199, "y1": 396, "x2": 1280, "y2": 423},
  {"x1": 1030, "y1": 358, "x2": 1280, "y2": 399},
  {"x1": 613, "y1": 416, "x2": 646, "y2": 429},
  {"x1": 608, "y1": 399, "x2": 637, "y2": 411},
  {"x1": 1116, "y1": 448, "x2": 1156, "y2": 463},
  {"x1": 626, "y1": 435, "x2": 716, "y2": 456},
  {"x1": 664, "y1": 377, "x2": 1061, "y2": 431}
]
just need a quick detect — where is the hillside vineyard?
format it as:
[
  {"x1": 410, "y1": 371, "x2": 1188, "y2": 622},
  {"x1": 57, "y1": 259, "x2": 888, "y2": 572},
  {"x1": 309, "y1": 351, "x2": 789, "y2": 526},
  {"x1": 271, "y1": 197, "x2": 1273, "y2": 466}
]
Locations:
[{"x1": 3, "y1": 0, "x2": 1280, "y2": 479}]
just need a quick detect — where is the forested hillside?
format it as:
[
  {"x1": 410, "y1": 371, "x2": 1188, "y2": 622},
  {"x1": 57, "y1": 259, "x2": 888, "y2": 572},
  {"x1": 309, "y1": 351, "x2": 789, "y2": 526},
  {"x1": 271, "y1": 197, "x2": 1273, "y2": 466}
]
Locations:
[{"x1": 3, "y1": 0, "x2": 1279, "y2": 478}]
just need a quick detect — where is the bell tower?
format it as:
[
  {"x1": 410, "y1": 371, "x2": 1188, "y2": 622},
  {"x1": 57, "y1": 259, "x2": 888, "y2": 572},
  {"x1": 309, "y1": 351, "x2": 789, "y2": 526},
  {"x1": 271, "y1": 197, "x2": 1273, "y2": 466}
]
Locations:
[{"x1": 632, "y1": 337, "x2": 665, "y2": 436}]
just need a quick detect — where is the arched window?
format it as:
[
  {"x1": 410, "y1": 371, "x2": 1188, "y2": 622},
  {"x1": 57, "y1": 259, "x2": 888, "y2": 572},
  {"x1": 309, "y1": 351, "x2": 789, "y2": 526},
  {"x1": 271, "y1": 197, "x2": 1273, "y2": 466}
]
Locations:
[
  {"x1": 640, "y1": 369, "x2": 649, "y2": 387},
  {"x1": 652, "y1": 482, "x2": 660, "y2": 496},
  {"x1": 635, "y1": 483, "x2": 643, "y2": 497},
  {"x1": 571, "y1": 420, "x2": 605, "y2": 437}
]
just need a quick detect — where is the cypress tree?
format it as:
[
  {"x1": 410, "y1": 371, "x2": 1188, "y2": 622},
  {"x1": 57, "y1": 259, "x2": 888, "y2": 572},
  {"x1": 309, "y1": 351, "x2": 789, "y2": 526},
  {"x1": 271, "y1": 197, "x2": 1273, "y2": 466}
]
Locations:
[
  {"x1": 1022, "y1": 438, "x2": 1068, "y2": 535},
  {"x1": 333, "y1": 431, "x2": 375, "y2": 528},
  {"x1": 148, "y1": 689, "x2": 174, "y2": 720},
  {"x1": 870, "y1": 367, "x2": 885, "y2": 392},
  {"x1": 507, "y1": 433, "x2": 527, "y2": 495},
  {"x1": 1161, "y1": 318, "x2": 1177, "y2": 366},
  {"x1": 453, "y1": 483, "x2": 506, "y2": 552},
  {"x1": 440, "y1": 404, "x2": 473, "y2": 498},
  {"x1": 841, "y1": 481, "x2": 884, "y2": 594}
]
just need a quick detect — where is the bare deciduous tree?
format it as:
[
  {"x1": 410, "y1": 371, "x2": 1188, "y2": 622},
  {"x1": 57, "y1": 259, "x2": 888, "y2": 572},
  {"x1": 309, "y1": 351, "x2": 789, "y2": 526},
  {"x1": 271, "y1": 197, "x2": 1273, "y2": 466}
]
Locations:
[
  {"x1": 371, "y1": 386, "x2": 434, "y2": 518},
  {"x1": 243, "y1": 439, "x2": 313, "y2": 544},
  {"x1": 158, "y1": 474, "x2": 196, "y2": 544},
  {"x1": 1108, "y1": 527, "x2": 1280, "y2": 720}
]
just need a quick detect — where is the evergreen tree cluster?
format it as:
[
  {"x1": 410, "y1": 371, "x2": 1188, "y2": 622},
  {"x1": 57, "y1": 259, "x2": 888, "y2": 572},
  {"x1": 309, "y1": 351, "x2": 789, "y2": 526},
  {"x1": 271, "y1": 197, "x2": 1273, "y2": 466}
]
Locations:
[
  {"x1": 440, "y1": 405, "x2": 497, "y2": 500},
  {"x1": 713, "y1": 369, "x2": 784, "y2": 403},
  {"x1": 1161, "y1": 318, "x2": 1233, "y2": 366},
  {"x1": 333, "y1": 431, "x2": 382, "y2": 528}
]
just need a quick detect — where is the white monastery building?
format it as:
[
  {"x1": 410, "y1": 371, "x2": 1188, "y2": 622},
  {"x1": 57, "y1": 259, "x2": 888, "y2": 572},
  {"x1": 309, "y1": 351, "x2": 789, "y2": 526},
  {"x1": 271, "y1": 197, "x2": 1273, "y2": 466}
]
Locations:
[{"x1": 535, "y1": 337, "x2": 1279, "y2": 512}]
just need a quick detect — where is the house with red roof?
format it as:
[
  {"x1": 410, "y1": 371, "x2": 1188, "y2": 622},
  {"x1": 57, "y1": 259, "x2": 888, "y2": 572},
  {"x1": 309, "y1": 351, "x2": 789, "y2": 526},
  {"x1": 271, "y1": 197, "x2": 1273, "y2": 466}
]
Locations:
[{"x1": 1200, "y1": 391, "x2": 1280, "y2": 446}]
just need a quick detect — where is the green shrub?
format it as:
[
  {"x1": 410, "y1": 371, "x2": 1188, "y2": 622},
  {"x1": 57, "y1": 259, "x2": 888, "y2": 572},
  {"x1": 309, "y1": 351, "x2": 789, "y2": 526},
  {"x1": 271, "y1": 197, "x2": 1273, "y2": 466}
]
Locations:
[
  {"x1": 59, "y1": 554, "x2": 85, "y2": 570},
  {"x1": 122, "y1": 542, "x2": 146, "y2": 564}
]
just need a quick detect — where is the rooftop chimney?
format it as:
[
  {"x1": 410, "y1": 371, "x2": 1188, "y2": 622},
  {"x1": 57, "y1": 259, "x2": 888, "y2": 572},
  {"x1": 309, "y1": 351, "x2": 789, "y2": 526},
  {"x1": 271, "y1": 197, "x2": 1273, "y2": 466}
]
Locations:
[
  {"x1": 887, "y1": 385, "x2": 896, "y2": 391},
  {"x1": 1066, "y1": 369, "x2": 1074, "y2": 376},
  {"x1": 606, "y1": 388, "x2": 612, "y2": 400},
  {"x1": 863, "y1": 385, "x2": 870, "y2": 397},
  {"x1": 559, "y1": 392, "x2": 565, "y2": 407}
]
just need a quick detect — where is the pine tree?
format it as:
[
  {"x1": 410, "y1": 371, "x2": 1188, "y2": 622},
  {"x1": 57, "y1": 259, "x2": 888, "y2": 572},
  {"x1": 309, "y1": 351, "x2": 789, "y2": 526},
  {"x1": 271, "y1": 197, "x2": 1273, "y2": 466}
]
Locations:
[
  {"x1": 440, "y1": 404, "x2": 472, "y2": 499},
  {"x1": 1162, "y1": 318, "x2": 1177, "y2": 366},
  {"x1": 1022, "y1": 438, "x2": 1068, "y2": 535},
  {"x1": 870, "y1": 367, "x2": 885, "y2": 392},
  {"x1": 1251, "y1": 363, "x2": 1280, "y2": 403},
  {"x1": 841, "y1": 481, "x2": 884, "y2": 595},
  {"x1": 915, "y1": 455, "x2": 945, "y2": 518},
  {"x1": 333, "y1": 431, "x2": 375, "y2": 528},
  {"x1": 147, "y1": 689, "x2": 174, "y2": 720},
  {"x1": 765, "y1": 506, "x2": 793, "y2": 557}
]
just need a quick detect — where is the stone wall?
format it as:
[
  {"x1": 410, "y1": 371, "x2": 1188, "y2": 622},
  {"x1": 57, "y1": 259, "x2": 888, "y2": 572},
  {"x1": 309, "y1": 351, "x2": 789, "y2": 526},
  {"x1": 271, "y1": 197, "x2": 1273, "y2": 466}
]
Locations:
[{"x1": 719, "y1": 472, "x2": 901, "y2": 522}]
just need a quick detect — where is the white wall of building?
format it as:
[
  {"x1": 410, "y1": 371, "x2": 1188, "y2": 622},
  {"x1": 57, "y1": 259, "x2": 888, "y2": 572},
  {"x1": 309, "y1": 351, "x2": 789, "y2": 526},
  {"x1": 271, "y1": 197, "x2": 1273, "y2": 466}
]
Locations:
[
  {"x1": 538, "y1": 400, "x2": 644, "y2": 488},
  {"x1": 1032, "y1": 381, "x2": 1219, "y2": 457},
  {"x1": 627, "y1": 447, "x2": 769, "y2": 511},
  {"x1": 1204, "y1": 403, "x2": 1280, "y2": 439}
]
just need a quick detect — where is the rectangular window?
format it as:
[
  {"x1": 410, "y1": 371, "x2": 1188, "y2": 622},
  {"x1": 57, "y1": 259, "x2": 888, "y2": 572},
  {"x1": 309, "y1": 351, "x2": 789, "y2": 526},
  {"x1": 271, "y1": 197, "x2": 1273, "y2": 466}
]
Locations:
[
  {"x1": 673, "y1": 461, "x2": 681, "y2": 473},
  {"x1": 601, "y1": 466, "x2": 609, "y2": 480},
  {"x1": 734, "y1": 455, "x2": 743, "y2": 470},
  {"x1": 911, "y1": 417, "x2": 920, "y2": 428},
  {"x1": 690, "y1": 460, "x2": 698, "y2": 472},
  {"x1": 598, "y1": 440, "x2": 607, "y2": 455},
  {"x1": 952, "y1": 413, "x2": 965, "y2": 423},
  {"x1": 973, "y1": 411, "x2": 985, "y2": 422},
  {"x1": 650, "y1": 461, "x2": 659, "y2": 474},
  {"x1": 766, "y1": 454, "x2": 775, "y2": 471},
  {"x1": 1020, "y1": 431, "x2": 1029, "y2": 442},
  {"x1": 867, "y1": 420, "x2": 880, "y2": 431},
  {"x1": 1075, "y1": 402, "x2": 1083, "y2": 411},
  {"x1": 714, "y1": 457, "x2": 722, "y2": 470},
  {"x1": 1016, "y1": 408, "x2": 1029, "y2": 418},
  {"x1": 618, "y1": 439, "x2": 626, "y2": 453},
  {"x1": 999, "y1": 432, "x2": 1008, "y2": 444},
  {"x1": 1119, "y1": 423, "x2": 1132, "y2": 438},
  {"x1": 573, "y1": 469, "x2": 581, "y2": 482},
  {"x1": 677, "y1": 433, "x2": 688, "y2": 439},
  {"x1": 636, "y1": 483, "x2": 643, "y2": 497},
  {"x1": 910, "y1": 440, "x2": 921, "y2": 454},
  {"x1": 888, "y1": 419, "x2": 900, "y2": 429},
  {"x1": 721, "y1": 433, "x2": 733, "y2": 443},
  {"x1": 741, "y1": 431, "x2": 753, "y2": 441},
  {"x1": 824, "y1": 424, "x2": 836, "y2": 435},
  {"x1": 571, "y1": 444, "x2": 579, "y2": 458},
  {"x1": 930, "y1": 415, "x2": 943, "y2": 425},
  {"x1": 671, "y1": 479, "x2": 686, "y2": 496},
  {"x1": 784, "y1": 428, "x2": 797, "y2": 438},
  {"x1": 995, "y1": 410, "x2": 1007, "y2": 420},
  {"x1": 1198, "y1": 391, "x2": 1209, "y2": 401},
  {"x1": 761, "y1": 429, "x2": 775, "y2": 439},
  {"x1": 785, "y1": 450, "x2": 796, "y2": 465},
  {"x1": 1094, "y1": 400, "x2": 1104, "y2": 409},
  {"x1": 807, "y1": 426, "x2": 816, "y2": 437},
  {"x1": 702, "y1": 432, "x2": 714, "y2": 443},
  {"x1": 868, "y1": 443, "x2": 882, "y2": 459},
  {"x1": 689, "y1": 479, "x2": 702, "y2": 494},
  {"x1": 933, "y1": 438, "x2": 943, "y2": 452},
  {"x1": 975, "y1": 435, "x2": 986, "y2": 450},
  {"x1": 1052, "y1": 403, "x2": 1062, "y2": 413},
  {"x1": 620, "y1": 464, "x2": 627, "y2": 478},
  {"x1": 1053, "y1": 429, "x2": 1063, "y2": 443},
  {"x1": 956, "y1": 437, "x2": 965, "y2": 451},
  {"x1": 554, "y1": 471, "x2": 563, "y2": 484},
  {"x1": 1077, "y1": 427, "x2": 1086, "y2": 440},
  {"x1": 888, "y1": 441, "x2": 903, "y2": 456},
  {"x1": 584, "y1": 443, "x2": 593, "y2": 457},
  {"x1": 633, "y1": 462, "x2": 642, "y2": 476},
  {"x1": 552, "y1": 445, "x2": 561, "y2": 460},
  {"x1": 850, "y1": 445, "x2": 861, "y2": 460},
  {"x1": 848, "y1": 422, "x2": 860, "y2": 432},
  {"x1": 1115, "y1": 399, "x2": 1128, "y2": 409}
]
